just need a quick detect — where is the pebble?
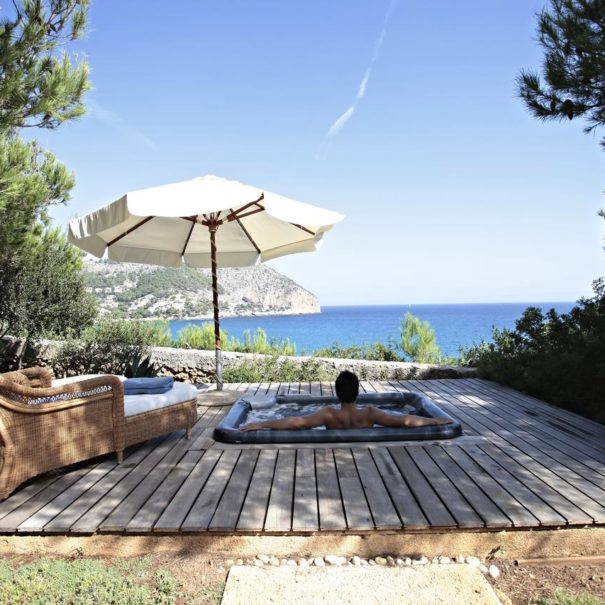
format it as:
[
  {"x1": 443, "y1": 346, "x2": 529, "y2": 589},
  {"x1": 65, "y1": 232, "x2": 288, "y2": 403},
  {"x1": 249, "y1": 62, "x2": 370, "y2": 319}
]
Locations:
[
  {"x1": 466, "y1": 556, "x2": 481, "y2": 567},
  {"x1": 456, "y1": 554, "x2": 465, "y2": 564},
  {"x1": 298, "y1": 559, "x2": 309, "y2": 569},
  {"x1": 413, "y1": 556, "x2": 429, "y2": 566},
  {"x1": 269, "y1": 556, "x2": 280, "y2": 567},
  {"x1": 352, "y1": 556, "x2": 361, "y2": 566},
  {"x1": 257, "y1": 555, "x2": 270, "y2": 564},
  {"x1": 431, "y1": 557, "x2": 439, "y2": 565},
  {"x1": 369, "y1": 559, "x2": 377, "y2": 566},
  {"x1": 254, "y1": 559, "x2": 264, "y2": 568},
  {"x1": 236, "y1": 559, "x2": 244, "y2": 566},
  {"x1": 386, "y1": 556, "x2": 396, "y2": 567},
  {"x1": 480, "y1": 564, "x2": 489, "y2": 574},
  {"x1": 488, "y1": 565, "x2": 500, "y2": 579},
  {"x1": 360, "y1": 559, "x2": 369, "y2": 566},
  {"x1": 438, "y1": 556, "x2": 451, "y2": 565},
  {"x1": 395, "y1": 558, "x2": 405, "y2": 567},
  {"x1": 313, "y1": 557, "x2": 325, "y2": 567},
  {"x1": 286, "y1": 559, "x2": 297, "y2": 567},
  {"x1": 325, "y1": 555, "x2": 345, "y2": 566},
  {"x1": 375, "y1": 556, "x2": 388, "y2": 566},
  {"x1": 404, "y1": 558, "x2": 412, "y2": 566}
]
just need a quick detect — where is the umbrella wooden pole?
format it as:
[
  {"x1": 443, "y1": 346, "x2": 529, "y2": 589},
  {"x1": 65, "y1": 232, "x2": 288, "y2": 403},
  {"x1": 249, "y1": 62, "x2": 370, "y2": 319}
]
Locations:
[{"x1": 208, "y1": 224, "x2": 223, "y2": 391}]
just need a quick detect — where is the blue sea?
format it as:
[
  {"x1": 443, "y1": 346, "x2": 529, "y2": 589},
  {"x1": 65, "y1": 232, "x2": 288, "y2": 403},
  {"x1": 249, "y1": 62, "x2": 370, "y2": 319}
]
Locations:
[{"x1": 169, "y1": 302, "x2": 574, "y2": 358}]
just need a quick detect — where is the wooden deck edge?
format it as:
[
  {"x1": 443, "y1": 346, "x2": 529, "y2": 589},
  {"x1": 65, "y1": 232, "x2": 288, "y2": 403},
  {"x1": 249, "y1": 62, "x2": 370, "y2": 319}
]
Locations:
[{"x1": 0, "y1": 527, "x2": 604, "y2": 560}]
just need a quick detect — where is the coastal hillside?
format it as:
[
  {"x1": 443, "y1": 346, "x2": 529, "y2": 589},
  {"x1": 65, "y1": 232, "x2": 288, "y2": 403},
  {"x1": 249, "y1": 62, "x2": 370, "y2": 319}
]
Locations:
[{"x1": 83, "y1": 261, "x2": 320, "y2": 319}]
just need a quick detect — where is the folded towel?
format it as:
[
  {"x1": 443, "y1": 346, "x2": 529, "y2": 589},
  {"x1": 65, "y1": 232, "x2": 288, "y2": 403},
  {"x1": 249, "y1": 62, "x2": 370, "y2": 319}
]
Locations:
[{"x1": 123, "y1": 376, "x2": 174, "y2": 395}]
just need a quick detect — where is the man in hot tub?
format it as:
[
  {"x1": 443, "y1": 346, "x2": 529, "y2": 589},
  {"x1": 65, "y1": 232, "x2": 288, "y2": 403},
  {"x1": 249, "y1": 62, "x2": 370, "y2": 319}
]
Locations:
[{"x1": 241, "y1": 370, "x2": 453, "y2": 431}]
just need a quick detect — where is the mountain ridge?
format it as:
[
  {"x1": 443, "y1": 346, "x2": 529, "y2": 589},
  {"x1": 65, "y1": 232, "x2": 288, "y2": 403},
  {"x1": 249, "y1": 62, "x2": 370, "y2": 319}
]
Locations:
[{"x1": 84, "y1": 261, "x2": 320, "y2": 320}]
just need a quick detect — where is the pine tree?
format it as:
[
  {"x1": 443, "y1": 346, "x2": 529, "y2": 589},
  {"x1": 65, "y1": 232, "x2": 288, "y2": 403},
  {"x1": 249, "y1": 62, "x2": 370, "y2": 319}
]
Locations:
[
  {"x1": 0, "y1": 0, "x2": 90, "y2": 131},
  {"x1": 517, "y1": 0, "x2": 605, "y2": 148}
]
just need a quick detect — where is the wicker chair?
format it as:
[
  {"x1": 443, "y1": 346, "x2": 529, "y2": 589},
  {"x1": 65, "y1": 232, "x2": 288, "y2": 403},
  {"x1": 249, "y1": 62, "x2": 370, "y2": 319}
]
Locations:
[{"x1": 0, "y1": 368, "x2": 197, "y2": 500}]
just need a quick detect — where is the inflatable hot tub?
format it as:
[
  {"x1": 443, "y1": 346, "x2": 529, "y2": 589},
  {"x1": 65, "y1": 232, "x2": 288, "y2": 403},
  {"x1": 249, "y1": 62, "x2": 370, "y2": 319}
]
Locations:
[{"x1": 213, "y1": 391, "x2": 461, "y2": 444}]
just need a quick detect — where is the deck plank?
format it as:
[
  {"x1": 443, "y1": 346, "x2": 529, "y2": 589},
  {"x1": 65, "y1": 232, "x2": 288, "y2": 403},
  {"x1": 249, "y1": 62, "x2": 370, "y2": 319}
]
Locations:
[
  {"x1": 333, "y1": 448, "x2": 374, "y2": 530},
  {"x1": 154, "y1": 449, "x2": 222, "y2": 532},
  {"x1": 126, "y1": 450, "x2": 203, "y2": 532},
  {"x1": 388, "y1": 447, "x2": 457, "y2": 528},
  {"x1": 315, "y1": 448, "x2": 346, "y2": 531},
  {"x1": 423, "y1": 445, "x2": 511, "y2": 528},
  {"x1": 181, "y1": 449, "x2": 241, "y2": 531},
  {"x1": 352, "y1": 448, "x2": 401, "y2": 529},
  {"x1": 370, "y1": 448, "x2": 429, "y2": 530},
  {"x1": 264, "y1": 449, "x2": 296, "y2": 531},
  {"x1": 237, "y1": 450, "x2": 278, "y2": 531},
  {"x1": 209, "y1": 450, "x2": 259, "y2": 531},
  {"x1": 292, "y1": 449, "x2": 319, "y2": 531}
]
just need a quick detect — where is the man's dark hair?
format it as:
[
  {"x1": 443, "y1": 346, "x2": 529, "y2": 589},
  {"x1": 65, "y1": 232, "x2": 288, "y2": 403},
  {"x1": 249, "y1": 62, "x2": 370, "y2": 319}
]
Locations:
[{"x1": 335, "y1": 370, "x2": 359, "y2": 403}]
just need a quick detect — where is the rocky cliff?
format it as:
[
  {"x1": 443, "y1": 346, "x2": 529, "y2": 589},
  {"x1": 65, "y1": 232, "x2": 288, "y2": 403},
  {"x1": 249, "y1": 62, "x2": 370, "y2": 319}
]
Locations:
[{"x1": 83, "y1": 261, "x2": 320, "y2": 319}]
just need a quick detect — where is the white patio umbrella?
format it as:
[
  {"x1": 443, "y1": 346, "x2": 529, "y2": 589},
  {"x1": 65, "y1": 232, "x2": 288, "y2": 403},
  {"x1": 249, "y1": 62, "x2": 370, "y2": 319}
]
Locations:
[{"x1": 68, "y1": 175, "x2": 344, "y2": 391}]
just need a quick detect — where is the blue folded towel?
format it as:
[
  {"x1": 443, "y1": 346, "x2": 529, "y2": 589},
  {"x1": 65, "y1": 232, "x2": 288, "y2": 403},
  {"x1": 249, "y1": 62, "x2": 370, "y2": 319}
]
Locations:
[{"x1": 123, "y1": 376, "x2": 174, "y2": 395}]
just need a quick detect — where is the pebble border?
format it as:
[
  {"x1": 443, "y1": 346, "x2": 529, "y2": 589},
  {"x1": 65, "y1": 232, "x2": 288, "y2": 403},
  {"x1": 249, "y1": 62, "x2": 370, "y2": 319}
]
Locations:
[{"x1": 224, "y1": 554, "x2": 501, "y2": 579}]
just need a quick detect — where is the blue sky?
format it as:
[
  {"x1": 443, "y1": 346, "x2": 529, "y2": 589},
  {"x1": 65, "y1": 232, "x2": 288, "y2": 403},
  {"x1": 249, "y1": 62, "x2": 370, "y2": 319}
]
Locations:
[{"x1": 44, "y1": 0, "x2": 604, "y2": 305}]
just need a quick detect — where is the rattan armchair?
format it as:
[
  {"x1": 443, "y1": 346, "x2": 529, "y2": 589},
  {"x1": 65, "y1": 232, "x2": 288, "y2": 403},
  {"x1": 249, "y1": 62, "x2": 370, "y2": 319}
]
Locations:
[{"x1": 0, "y1": 368, "x2": 125, "y2": 500}]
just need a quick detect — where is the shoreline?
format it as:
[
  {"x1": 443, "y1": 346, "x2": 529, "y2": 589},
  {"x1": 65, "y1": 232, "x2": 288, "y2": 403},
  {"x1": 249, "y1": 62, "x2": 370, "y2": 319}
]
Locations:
[{"x1": 134, "y1": 308, "x2": 322, "y2": 322}]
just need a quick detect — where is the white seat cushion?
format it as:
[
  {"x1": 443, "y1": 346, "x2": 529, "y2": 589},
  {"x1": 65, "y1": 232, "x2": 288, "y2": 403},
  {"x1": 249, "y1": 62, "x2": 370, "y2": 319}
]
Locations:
[
  {"x1": 124, "y1": 381, "x2": 199, "y2": 417},
  {"x1": 52, "y1": 375, "x2": 198, "y2": 417}
]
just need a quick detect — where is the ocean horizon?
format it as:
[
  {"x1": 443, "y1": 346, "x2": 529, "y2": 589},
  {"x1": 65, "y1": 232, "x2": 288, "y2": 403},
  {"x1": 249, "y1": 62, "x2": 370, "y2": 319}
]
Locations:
[{"x1": 169, "y1": 302, "x2": 575, "y2": 358}]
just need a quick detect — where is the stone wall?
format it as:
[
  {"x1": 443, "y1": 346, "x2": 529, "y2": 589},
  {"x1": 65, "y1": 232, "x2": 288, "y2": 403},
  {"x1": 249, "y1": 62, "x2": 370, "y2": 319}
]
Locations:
[{"x1": 0, "y1": 336, "x2": 477, "y2": 382}]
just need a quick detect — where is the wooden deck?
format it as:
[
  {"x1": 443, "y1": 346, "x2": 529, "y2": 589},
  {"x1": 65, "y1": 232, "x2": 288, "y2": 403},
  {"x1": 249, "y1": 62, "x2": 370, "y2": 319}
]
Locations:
[{"x1": 1, "y1": 378, "x2": 604, "y2": 535}]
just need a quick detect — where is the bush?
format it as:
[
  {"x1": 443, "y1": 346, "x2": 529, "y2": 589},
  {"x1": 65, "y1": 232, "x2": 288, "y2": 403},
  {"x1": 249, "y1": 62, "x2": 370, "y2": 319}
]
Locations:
[
  {"x1": 53, "y1": 320, "x2": 170, "y2": 377},
  {"x1": 399, "y1": 312, "x2": 443, "y2": 363},
  {"x1": 174, "y1": 323, "x2": 295, "y2": 355},
  {"x1": 223, "y1": 355, "x2": 337, "y2": 383},
  {"x1": 313, "y1": 341, "x2": 401, "y2": 361},
  {"x1": 464, "y1": 279, "x2": 605, "y2": 423}
]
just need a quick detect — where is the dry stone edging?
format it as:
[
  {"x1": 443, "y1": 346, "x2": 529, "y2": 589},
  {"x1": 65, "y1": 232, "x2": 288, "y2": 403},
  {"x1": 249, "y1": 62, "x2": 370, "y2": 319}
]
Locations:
[
  {"x1": 245, "y1": 553, "x2": 499, "y2": 577},
  {"x1": 1, "y1": 336, "x2": 477, "y2": 382}
]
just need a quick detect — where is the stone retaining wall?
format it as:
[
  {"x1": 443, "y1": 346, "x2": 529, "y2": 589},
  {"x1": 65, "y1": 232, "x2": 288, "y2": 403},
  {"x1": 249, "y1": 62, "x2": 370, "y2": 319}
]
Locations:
[{"x1": 0, "y1": 336, "x2": 477, "y2": 382}]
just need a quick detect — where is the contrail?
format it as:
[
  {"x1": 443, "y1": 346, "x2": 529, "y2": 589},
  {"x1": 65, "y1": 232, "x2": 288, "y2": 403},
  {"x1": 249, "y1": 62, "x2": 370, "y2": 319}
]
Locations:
[
  {"x1": 87, "y1": 99, "x2": 158, "y2": 150},
  {"x1": 323, "y1": 0, "x2": 397, "y2": 142}
]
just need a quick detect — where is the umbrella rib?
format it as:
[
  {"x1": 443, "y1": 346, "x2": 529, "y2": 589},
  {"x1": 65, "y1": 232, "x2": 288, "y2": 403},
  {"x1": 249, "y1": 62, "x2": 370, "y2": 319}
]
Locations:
[
  {"x1": 290, "y1": 223, "x2": 316, "y2": 236},
  {"x1": 225, "y1": 194, "x2": 264, "y2": 222},
  {"x1": 230, "y1": 208, "x2": 261, "y2": 255},
  {"x1": 181, "y1": 215, "x2": 198, "y2": 256},
  {"x1": 106, "y1": 216, "x2": 154, "y2": 247}
]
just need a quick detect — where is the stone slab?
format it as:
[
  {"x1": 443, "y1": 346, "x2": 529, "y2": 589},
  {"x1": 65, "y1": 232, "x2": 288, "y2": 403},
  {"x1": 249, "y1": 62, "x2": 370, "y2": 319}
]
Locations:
[{"x1": 220, "y1": 565, "x2": 503, "y2": 605}]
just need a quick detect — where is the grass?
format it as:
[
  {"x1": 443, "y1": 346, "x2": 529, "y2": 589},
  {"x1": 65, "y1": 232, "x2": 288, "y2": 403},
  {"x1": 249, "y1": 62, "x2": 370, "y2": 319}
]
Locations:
[
  {"x1": 531, "y1": 590, "x2": 605, "y2": 605},
  {"x1": 0, "y1": 556, "x2": 181, "y2": 605}
]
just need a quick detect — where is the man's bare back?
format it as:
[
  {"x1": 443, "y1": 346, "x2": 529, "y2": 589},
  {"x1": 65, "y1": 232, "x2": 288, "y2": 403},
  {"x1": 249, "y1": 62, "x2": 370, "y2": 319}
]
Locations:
[{"x1": 240, "y1": 370, "x2": 453, "y2": 432}]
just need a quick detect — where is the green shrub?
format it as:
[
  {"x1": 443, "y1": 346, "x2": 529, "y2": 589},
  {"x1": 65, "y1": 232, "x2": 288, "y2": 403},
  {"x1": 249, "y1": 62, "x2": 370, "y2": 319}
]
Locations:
[
  {"x1": 464, "y1": 279, "x2": 605, "y2": 424},
  {"x1": 239, "y1": 327, "x2": 296, "y2": 356},
  {"x1": 223, "y1": 355, "x2": 337, "y2": 383},
  {"x1": 399, "y1": 312, "x2": 443, "y2": 363},
  {"x1": 53, "y1": 320, "x2": 169, "y2": 377},
  {"x1": 0, "y1": 556, "x2": 181, "y2": 605},
  {"x1": 175, "y1": 323, "x2": 296, "y2": 356},
  {"x1": 314, "y1": 341, "x2": 401, "y2": 361},
  {"x1": 174, "y1": 322, "x2": 236, "y2": 351}
]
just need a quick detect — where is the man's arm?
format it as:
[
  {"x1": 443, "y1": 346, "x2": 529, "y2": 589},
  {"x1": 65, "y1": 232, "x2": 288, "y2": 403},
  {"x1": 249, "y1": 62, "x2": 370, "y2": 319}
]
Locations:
[
  {"x1": 241, "y1": 409, "x2": 330, "y2": 431},
  {"x1": 367, "y1": 407, "x2": 453, "y2": 428}
]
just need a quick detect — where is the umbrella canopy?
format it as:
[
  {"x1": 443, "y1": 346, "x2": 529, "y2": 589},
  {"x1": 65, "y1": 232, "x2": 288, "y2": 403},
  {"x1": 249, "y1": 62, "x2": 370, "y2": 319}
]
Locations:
[{"x1": 68, "y1": 175, "x2": 344, "y2": 389}]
